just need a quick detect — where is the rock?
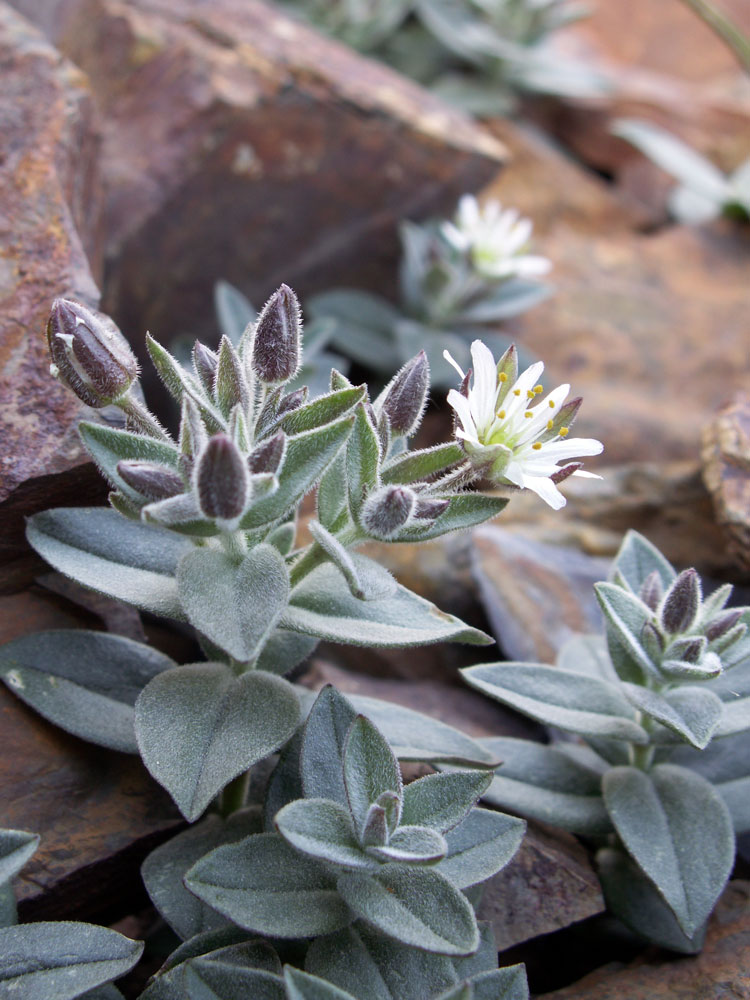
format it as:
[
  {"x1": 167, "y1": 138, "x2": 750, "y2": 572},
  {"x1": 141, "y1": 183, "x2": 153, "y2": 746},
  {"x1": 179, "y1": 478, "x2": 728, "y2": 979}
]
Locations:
[
  {"x1": 0, "y1": 3, "x2": 104, "y2": 581},
  {"x1": 702, "y1": 393, "x2": 750, "y2": 576},
  {"x1": 539, "y1": 880, "x2": 750, "y2": 999},
  {"x1": 471, "y1": 525, "x2": 610, "y2": 664},
  {"x1": 480, "y1": 820, "x2": 604, "y2": 952},
  {"x1": 0, "y1": 588, "x2": 181, "y2": 920},
  {"x1": 11, "y1": 0, "x2": 507, "y2": 350}
]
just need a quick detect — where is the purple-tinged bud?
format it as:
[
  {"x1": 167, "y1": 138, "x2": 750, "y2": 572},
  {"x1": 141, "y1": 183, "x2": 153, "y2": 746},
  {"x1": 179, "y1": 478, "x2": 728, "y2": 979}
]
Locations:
[
  {"x1": 641, "y1": 620, "x2": 665, "y2": 660},
  {"x1": 47, "y1": 298, "x2": 138, "y2": 407},
  {"x1": 550, "y1": 462, "x2": 583, "y2": 485},
  {"x1": 249, "y1": 431, "x2": 286, "y2": 474},
  {"x1": 193, "y1": 341, "x2": 218, "y2": 394},
  {"x1": 380, "y1": 351, "x2": 429, "y2": 438},
  {"x1": 361, "y1": 804, "x2": 389, "y2": 848},
  {"x1": 706, "y1": 608, "x2": 743, "y2": 642},
  {"x1": 414, "y1": 497, "x2": 450, "y2": 520},
  {"x1": 251, "y1": 283, "x2": 301, "y2": 384},
  {"x1": 277, "y1": 386, "x2": 308, "y2": 417},
  {"x1": 361, "y1": 485, "x2": 415, "y2": 540},
  {"x1": 195, "y1": 434, "x2": 249, "y2": 522},
  {"x1": 215, "y1": 335, "x2": 250, "y2": 418},
  {"x1": 117, "y1": 461, "x2": 184, "y2": 501},
  {"x1": 639, "y1": 571, "x2": 664, "y2": 612},
  {"x1": 666, "y1": 635, "x2": 706, "y2": 664},
  {"x1": 660, "y1": 568, "x2": 701, "y2": 634}
]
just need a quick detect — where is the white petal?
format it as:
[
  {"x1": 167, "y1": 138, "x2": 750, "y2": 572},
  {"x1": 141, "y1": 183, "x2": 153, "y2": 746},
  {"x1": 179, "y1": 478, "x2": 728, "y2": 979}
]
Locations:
[
  {"x1": 523, "y1": 475, "x2": 567, "y2": 509},
  {"x1": 513, "y1": 255, "x2": 552, "y2": 277},
  {"x1": 503, "y1": 361, "x2": 545, "y2": 421},
  {"x1": 446, "y1": 389, "x2": 475, "y2": 434},
  {"x1": 443, "y1": 350, "x2": 465, "y2": 380},
  {"x1": 502, "y1": 460, "x2": 526, "y2": 487},
  {"x1": 572, "y1": 470, "x2": 602, "y2": 479},
  {"x1": 538, "y1": 437, "x2": 603, "y2": 460},
  {"x1": 442, "y1": 222, "x2": 470, "y2": 251},
  {"x1": 505, "y1": 217, "x2": 533, "y2": 254},
  {"x1": 469, "y1": 340, "x2": 498, "y2": 431}
]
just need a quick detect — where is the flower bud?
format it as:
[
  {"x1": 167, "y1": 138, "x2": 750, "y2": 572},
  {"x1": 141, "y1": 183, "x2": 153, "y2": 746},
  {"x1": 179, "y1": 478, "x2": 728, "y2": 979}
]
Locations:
[
  {"x1": 414, "y1": 497, "x2": 450, "y2": 520},
  {"x1": 192, "y1": 340, "x2": 218, "y2": 394},
  {"x1": 117, "y1": 461, "x2": 184, "y2": 501},
  {"x1": 361, "y1": 486, "x2": 415, "y2": 540},
  {"x1": 379, "y1": 351, "x2": 429, "y2": 437},
  {"x1": 278, "y1": 386, "x2": 308, "y2": 417},
  {"x1": 361, "y1": 804, "x2": 389, "y2": 848},
  {"x1": 251, "y1": 283, "x2": 301, "y2": 384},
  {"x1": 195, "y1": 434, "x2": 249, "y2": 522},
  {"x1": 249, "y1": 431, "x2": 286, "y2": 474},
  {"x1": 638, "y1": 571, "x2": 664, "y2": 612},
  {"x1": 660, "y1": 568, "x2": 700, "y2": 634},
  {"x1": 47, "y1": 298, "x2": 138, "y2": 407},
  {"x1": 705, "y1": 608, "x2": 742, "y2": 642}
]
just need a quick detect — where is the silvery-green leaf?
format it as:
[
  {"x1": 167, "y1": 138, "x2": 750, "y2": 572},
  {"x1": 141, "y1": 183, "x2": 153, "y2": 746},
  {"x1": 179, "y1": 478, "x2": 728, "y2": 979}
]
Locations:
[
  {"x1": 477, "y1": 736, "x2": 611, "y2": 836},
  {"x1": 458, "y1": 280, "x2": 551, "y2": 323},
  {"x1": 317, "y1": 452, "x2": 350, "y2": 533},
  {"x1": 285, "y1": 968, "x2": 358, "y2": 1000},
  {"x1": 432, "y1": 985, "x2": 471, "y2": 1000},
  {"x1": 466, "y1": 967, "x2": 529, "y2": 1000},
  {"x1": 557, "y1": 634, "x2": 617, "y2": 682},
  {"x1": 716, "y1": 777, "x2": 750, "y2": 834},
  {"x1": 177, "y1": 544, "x2": 289, "y2": 662},
  {"x1": 400, "y1": 772, "x2": 491, "y2": 833},
  {"x1": 141, "y1": 809, "x2": 262, "y2": 940},
  {"x1": 266, "y1": 521, "x2": 296, "y2": 556},
  {"x1": 611, "y1": 120, "x2": 729, "y2": 202},
  {"x1": 668, "y1": 731, "x2": 750, "y2": 829},
  {"x1": 280, "y1": 387, "x2": 365, "y2": 436},
  {"x1": 434, "y1": 808, "x2": 524, "y2": 889},
  {"x1": 135, "y1": 663, "x2": 300, "y2": 821},
  {"x1": 305, "y1": 922, "x2": 458, "y2": 1000},
  {"x1": 381, "y1": 443, "x2": 464, "y2": 486},
  {"x1": 597, "y1": 847, "x2": 706, "y2": 954},
  {"x1": 284, "y1": 564, "x2": 491, "y2": 648},
  {"x1": 301, "y1": 686, "x2": 358, "y2": 805},
  {"x1": 602, "y1": 764, "x2": 734, "y2": 936},
  {"x1": 451, "y1": 921, "x2": 497, "y2": 979},
  {"x1": 78, "y1": 422, "x2": 180, "y2": 505},
  {"x1": 255, "y1": 629, "x2": 318, "y2": 676},
  {"x1": 79, "y1": 986, "x2": 126, "y2": 1000},
  {"x1": 367, "y1": 825, "x2": 447, "y2": 865},
  {"x1": 344, "y1": 715, "x2": 402, "y2": 834},
  {"x1": 142, "y1": 938, "x2": 284, "y2": 1000},
  {"x1": 186, "y1": 833, "x2": 351, "y2": 937},
  {"x1": 308, "y1": 523, "x2": 396, "y2": 601},
  {"x1": 413, "y1": 0, "x2": 487, "y2": 63},
  {"x1": 610, "y1": 529, "x2": 676, "y2": 593},
  {"x1": 0, "y1": 630, "x2": 175, "y2": 754},
  {"x1": 0, "y1": 922, "x2": 143, "y2": 1000},
  {"x1": 156, "y1": 927, "x2": 254, "y2": 976},
  {"x1": 347, "y1": 404, "x2": 381, "y2": 519},
  {"x1": 240, "y1": 417, "x2": 355, "y2": 530},
  {"x1": 0, "y1": 829, "x2": 38, "y2": 888},
  {"x1": 594, "y1": 583, "x2": 657, "y2": 682},
  {"x1": 462, "y1": 663, "x2": 649, "y2": 743},
  {"x1": 397, "y1": 495, "x2": 508, "y2": 542},
  {"x1": 337, "y1": 865, "x2": 479, "y2": 955},
  {"x1": 344, "y1": 694, "x2": 499, "y2": 767},
  {"x1": 621, "y1": 684, "x2": 722, "y2": 749},
  {"x1": 310, "y1": 290, "x2": 402, "y2": 372},
  {"x1": 142, "y1": 493, "x2": 215, "y2": 537},
  {"x1": 275, "y1": 799, "x2": 375, "y2": 870},
  {"x1": 26, "y1": 508, "x2": 191, "y2": 619},
  {"x1": 215, "y1": 280, "x2": 256, "y2": 344}
]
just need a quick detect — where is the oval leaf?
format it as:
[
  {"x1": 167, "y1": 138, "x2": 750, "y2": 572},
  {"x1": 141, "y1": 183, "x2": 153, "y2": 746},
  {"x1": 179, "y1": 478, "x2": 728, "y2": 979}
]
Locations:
[
  {"x1": 275, "y1": 800, "x2": 374, "y2": 871},
  {"x1": 434, "y1": 808, "x2": 525, "y2": 889}
]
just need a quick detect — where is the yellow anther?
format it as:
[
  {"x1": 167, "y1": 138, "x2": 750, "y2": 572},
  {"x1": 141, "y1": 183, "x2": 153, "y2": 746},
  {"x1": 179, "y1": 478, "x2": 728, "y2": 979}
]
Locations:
[
  {"x1": 526, "y1": 389, "x2": 536, "y2": 400},
  {"x1": 497, "y1": 410, "x2": 506, "y2": 419},
  {"x1": 548, "y1": 399, "x2": 555, "y2": 408},
  {"x1": 498, "y1": 372, "x2": 508, "y2": 382},
  {"x1": 524, "y1": 411, "x2": 533, "y2": 419},
  {"x1": 533, "y1": 385, "x2": 544, "y2": 394},
  {"x1": 559, "y1": 426, "x2": 569, "y2": 437},
  {"x1": 532, "y1": 442, "x2": 542, "y2": 450},
  {"x1": 513, "y1": 389, "x2": 521, "y2": 396},
  {"x1": 547, "y1": 419, "x2": 554, "y2": 430}
]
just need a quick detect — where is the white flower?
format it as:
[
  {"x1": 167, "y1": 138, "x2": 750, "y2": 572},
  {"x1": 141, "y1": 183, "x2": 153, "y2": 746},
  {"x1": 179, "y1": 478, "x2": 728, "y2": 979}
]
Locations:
[
  {"x1": 441, "y1": 195, "x2": 551, "y2": 281},
  {"x1": 445, "y1": 340, "x2": 603, "y2": 510}
]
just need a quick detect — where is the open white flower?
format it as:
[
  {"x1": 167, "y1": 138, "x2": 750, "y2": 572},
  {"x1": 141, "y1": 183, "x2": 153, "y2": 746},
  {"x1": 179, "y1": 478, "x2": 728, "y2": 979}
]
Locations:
[
  {"x1": 445, "y1": 340, "x2": 603, "y2": 510},
  {"x1": 441, "y1": 195, "x2": 551, "y2": 281}
]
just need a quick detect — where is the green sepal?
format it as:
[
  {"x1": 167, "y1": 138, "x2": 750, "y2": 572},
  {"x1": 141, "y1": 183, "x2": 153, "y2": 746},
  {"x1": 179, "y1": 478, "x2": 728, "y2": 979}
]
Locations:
[{"x1": 381, "y1": 443, "x2": 464, "y2": 486}]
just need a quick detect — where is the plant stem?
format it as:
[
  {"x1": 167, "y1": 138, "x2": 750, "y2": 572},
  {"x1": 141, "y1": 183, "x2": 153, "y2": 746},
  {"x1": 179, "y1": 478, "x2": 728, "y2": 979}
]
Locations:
[
  {"x1": 630, "y1": 742, "x2": 655, "y2": 771},
  {"x1": 119, "y1": 391, "x2": 172, "y2": 441},
  {"x1": 680, "y1": 0, "x2": 750, "y2": 73},
  {"x1": 289, "y1": 530, "x2": 360, "y2": 587},
  {"x1": 221, "y1": 531, "x2": 248, "y2": 563},
  {"x1": 220, "y1": 770, "x2": 250, "y2": 816}
]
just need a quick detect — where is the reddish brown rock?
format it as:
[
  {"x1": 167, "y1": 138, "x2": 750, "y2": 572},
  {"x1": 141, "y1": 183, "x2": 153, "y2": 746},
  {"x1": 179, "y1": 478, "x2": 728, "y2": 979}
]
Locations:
[
  {"x1": 11, "y1": 0, "x2": 507, "y2": 349},
  {"x1": 0, "y1": 3, "x2": 105, "y2": 580},
  {"x1": 539, "y1": 880, "x2": 750, "y2": 999},
  {"x1": 702, "y1": 392, "x2": 750, "y2": 575}
]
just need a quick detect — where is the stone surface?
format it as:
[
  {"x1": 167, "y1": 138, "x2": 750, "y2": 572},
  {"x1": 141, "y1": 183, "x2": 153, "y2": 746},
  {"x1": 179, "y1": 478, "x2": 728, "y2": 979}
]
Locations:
[
  {"x1": 539, "y1": 880, "x2": 750, "y2": 999},
  {"x1": 471, "y1": 525, "x2": 610, "y2": 664},
  {"x1": 702, "y1": 393, "x2": 750, "y2": 576},
  {"x1": 11, "y1": 0, "x2": 506, "y2": 351},
  {"x1": 0, "y1": 3, "x2": 104, "y2": 577},
  {"x1": 0, "y1": 587, "x2": 181, "y2": 921}
]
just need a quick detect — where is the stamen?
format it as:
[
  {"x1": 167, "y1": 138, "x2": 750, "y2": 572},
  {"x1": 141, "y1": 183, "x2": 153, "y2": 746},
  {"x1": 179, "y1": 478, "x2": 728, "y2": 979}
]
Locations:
[
  {"x1": 532, "y1": 442, "x2": 542, "y2": 450},
  {"x1": 498, "y1": 372, "x2": 507, "y2": 382},
  {"x1": 526, "y1": 389, "x2": 535, "y2": 400},
  {"x1": 546, "y1": 419, "x2": 554, "y2": 430},
  {"x1": 513, "y1": 389, "x2": 521, "y2": 396},
  {"x1": 548, "y1": 400, "x2": 555, "y2": 408},
  {"x1": 524, "y1": 411, "x2": 533, "y2": 419},
  {"x1": 533, "y1": 385, "x2": 544, "y2": 394},
  {"x1": 497, "y1": 410, "x2": 506, "y2": 419},
  {"x1": 559, "y1": 426, "x2": 569, "y2": 437}
]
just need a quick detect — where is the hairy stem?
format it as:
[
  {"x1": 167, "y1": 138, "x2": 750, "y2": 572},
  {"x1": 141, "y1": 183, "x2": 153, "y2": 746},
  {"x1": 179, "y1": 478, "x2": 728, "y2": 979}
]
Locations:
[
  {"x1": 119, "y1": 391, "x2": 172, "y2": 442},
  {"x1": 220, "y1": 770, "x2": 250, "y2": 817},
  {"x1": 289, "y1": 529, "x2": 361, "y2": 587}
]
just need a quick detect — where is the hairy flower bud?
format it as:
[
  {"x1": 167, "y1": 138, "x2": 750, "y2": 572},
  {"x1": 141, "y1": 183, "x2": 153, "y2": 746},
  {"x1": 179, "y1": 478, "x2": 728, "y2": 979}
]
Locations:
[
  {"x1": 379, "y1": 351, "x2": 429, "y2": 437},
  {"x1": 251, "y1": 284, "x2": 301, "y2": 384},
  {"x1": 278, "y1": 387, "x2": 308, "y2": 417},
  {"x1": 195, "y1": 434, "x2": 249, "y2": 522},
  {"x1": 47, "y1": 298, "x2": 138, "y2": 407},
  {"x1": 639, "y1": 571, "x2": 664, "y2": 612},
  {"x1": 660, "y1": 568, "x2": 700, "y2": 634},
  {"x1": 248, "y1": 431, "x2": 286, "y2": 474},
  {"x1": 705, "y1": 608, "x2": 742, "y2": 642},
  {"x1": 117, "y1": 461, "x2": 184, "y2": 502},
  {"x1": 361, "y1": 486, "x2": 415, "y2": 540},
  {"x1": 193, "y1": 340, "x2": 218, "y2": 394},
  {"x1": 413, "y1": 497, "x2": 450, "y2": 520}
]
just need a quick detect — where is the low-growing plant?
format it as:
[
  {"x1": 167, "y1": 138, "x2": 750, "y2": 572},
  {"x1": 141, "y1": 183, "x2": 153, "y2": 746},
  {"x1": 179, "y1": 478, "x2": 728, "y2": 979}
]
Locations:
[
  {"x1": 309, "y1": 194, "x2": 553, "y2": 387},
  {"x1": 613, "y1": 118, "x2": 750, "y2": 224},
  {"x1": 461, "y1": 530, "x2": 750, "y2": 953},
  {"x1": 0, "y1": 292, "x2": 602, "y2": 997}
]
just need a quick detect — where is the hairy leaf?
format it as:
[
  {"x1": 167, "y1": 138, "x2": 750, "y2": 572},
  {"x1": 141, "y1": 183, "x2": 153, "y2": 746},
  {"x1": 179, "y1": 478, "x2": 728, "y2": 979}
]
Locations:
[
  {"x1": 400, "y1": 772, "x2": 491, "y2": 833},
  {"x1": 275, "y1": 799, "x2": 374, "y2": 870},
  {"x1": 435, "y1": 808, "x2": 524, "y2": 889},
  {"x1": 344, "y1": 715, "x2": 402, "y2": 835}
]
